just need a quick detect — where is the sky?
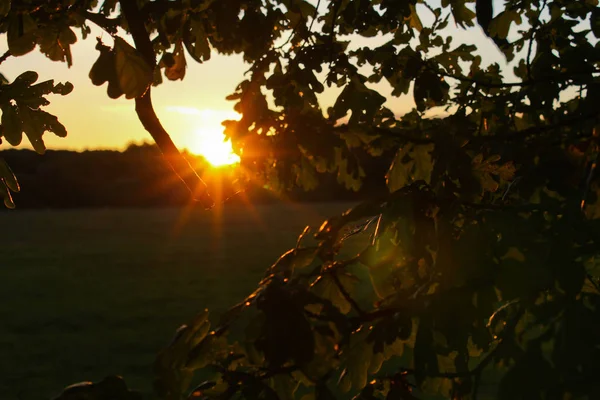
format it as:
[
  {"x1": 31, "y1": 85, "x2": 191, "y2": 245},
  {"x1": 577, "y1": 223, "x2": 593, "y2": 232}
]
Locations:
[{"x1": 0, "y1": 1, "x2": 516, "y2": 158}]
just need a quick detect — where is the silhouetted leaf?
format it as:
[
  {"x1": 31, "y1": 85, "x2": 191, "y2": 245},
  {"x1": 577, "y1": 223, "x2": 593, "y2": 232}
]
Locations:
[{"x1": 7, "y1": 14, "x2": 37, "y2": 56}]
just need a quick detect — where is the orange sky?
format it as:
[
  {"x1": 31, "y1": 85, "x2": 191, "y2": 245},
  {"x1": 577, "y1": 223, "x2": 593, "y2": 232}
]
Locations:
[{"x1": 0, "y1": 4, "x2": 514, "y2": 157}]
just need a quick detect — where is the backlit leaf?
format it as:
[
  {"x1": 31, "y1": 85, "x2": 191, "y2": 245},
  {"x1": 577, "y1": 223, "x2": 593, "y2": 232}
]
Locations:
[
  {"x1": 0, "y1": 158, "x2": 19, "y2": 192},
  {"x1": 114, "y1": 37, "x2": 153, "y2": 99},
  {"x1": 165, "y1": 41, "x2": 187, "y2": 81}
]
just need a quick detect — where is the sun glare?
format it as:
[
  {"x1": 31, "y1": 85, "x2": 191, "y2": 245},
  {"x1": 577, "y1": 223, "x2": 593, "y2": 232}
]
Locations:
[
  {"x1": 173, "y1": 108, "x2": 240, "y2": 167},
  {"x1": 190, "y1": 127, "x2": 240, "y2": 167}
]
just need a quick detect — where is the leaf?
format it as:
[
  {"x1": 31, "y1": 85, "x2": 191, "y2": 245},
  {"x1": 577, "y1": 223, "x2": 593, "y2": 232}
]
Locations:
[
  {"x1": 0, "y1": 0, "x2": 10, "y2": 18},
  {"x1": 296, "y1": 158, "x2": 319, "y2": 191},
  {"x1": 19, "y1": 106, "x2": 46, "y2": 154},
  {"x1": 0, "y1": 158, "x2": 19, "y2": 192},
  {"x1": 89, "y1": 44, "x2": 115, "y2": 86},
  {"x1": 413, "y1": 70, "x2": 449, "y2": 111},
  {"x1": 450, "y1": 0, "x2": 477, "y2": 28},
  {"x1": 256, "y1": 282, "x2": 315, "y2": 368},
  {"x1": 14, "y1": 71, "x2": 39, "y2": 86},
  {"x1": 268, "y1": 247, "x2": 318, "y2": 277},
  {"x1": 35, "y1": 110, "x2": 67, "y2": 138},
  {"x1": 114, "y1": 37, "x2": 153, "y2": 99},
  {"x1": 271, "y1": 374, "x2": 299, "y2": 400},
  {"x1": 313, "y1": 269, "x2": 358, "y2": 314},
  {"x1": 345, "y1": 329, "x2": 373, "y2": 391},
  {"x1": 498, "y1": 350, "x2": 557, "y2": 399},
  {"x1": 165, "y1": 40, "x2": 187, "y2": 81},
  {"x1": 54, "y1": 82, "x2": 74, "y2": 96},
  {"x1": 37, "y1": 25, "x2": 77, "y2": 67},
  {"x1": 592, "y1": 8, "x2": 600, "y2": 38},
  {"x1": 413, "y1": 143, "x2": 435, "y2": 182},
  {"x1": 386, "y1": 146, "x2": 412, "y2": 192},
  {"x1": 7, "y1": 14, "x2": 37, "y2": 56},
  {"x1": 386, "y1": 143, "x2": 434, "y2": 192},
  {"x1": 408, "y1": 4, "x2": 423, "y2": 31},
  {"x1": 185, "y1": 17, "x2": 211, "y2": 63},
  {"x1": 488, "y1": 10, "x2": 521, "y2": 40},
  {"x1": 2, "y1": 105, "x2": 23, "y2": 145},
  {"x1": 475, "y1": 0, "x2": 493, "y2": 33}
]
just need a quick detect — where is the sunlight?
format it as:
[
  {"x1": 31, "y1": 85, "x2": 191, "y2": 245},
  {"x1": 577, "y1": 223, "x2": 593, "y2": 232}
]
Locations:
[
  {"x1": 189, "y1": 126, "x2": 240, "y2": 167},
  {"x1": 171, "y1": 108, "x2": 241, "y2": 167}
]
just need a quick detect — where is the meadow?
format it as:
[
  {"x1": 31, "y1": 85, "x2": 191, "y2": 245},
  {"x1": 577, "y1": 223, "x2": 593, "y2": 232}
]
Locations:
[{"x1": 0, "y1": 202, "x2": 354, "y2": 399}]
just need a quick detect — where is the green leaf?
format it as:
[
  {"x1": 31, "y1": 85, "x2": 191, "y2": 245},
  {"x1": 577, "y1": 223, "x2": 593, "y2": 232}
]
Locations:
[
  {"x1": 114, "y1": 37, "x2": 153, "y2": 99},
  {"x1": 345, "y1": 329, "x2": 373, "y2": 391},
  {"x1": 295, "y1": 158, "x2": 319, "y2": 191},
  {"x1": 386, "y1": 143, "x2": 434, "y2": 192},
  {"x1": 268, "y1": 247, "x2": 318, "y2": 277},
  {"x1": 313, "y1": 269, "x2": 358, "y2": 314}
]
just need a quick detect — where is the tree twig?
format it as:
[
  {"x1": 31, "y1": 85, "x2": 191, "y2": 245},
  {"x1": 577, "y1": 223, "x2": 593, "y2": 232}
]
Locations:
[
  {"x1": 526, "y1": 0, "x2": 549, "y2": 81},
  {"x1": 118, "y1": 0, "x2": 214, "y2": 208},
  {"x1": 329, "y1": 269, "x2": 365, "y2": 315},
  {"x1": 0, "y1": 50, "x2": 11, "y2": 66}
]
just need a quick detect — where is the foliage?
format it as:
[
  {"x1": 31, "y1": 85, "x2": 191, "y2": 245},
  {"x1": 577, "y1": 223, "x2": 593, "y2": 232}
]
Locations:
[{"x1": 2, "y1": 0, "x2": 600, "y2": 399}]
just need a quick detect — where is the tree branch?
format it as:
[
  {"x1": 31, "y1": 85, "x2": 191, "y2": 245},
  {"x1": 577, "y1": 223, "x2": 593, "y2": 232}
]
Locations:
[
  {"x1": 118, "y1": 0, "x2": 214, "y2": 208},
  {"x1": 0, "y1": 50, "x2": 11, "y2": 66},
  {"x1": 484, "y1": 110, "x2": 600, "y2": 142},
  {"x1": 440, "y1": 69, "x2": 600, "y2": 89},
  {"x1": 329, "y1": 269, "x2": 365, "y2": 315}
]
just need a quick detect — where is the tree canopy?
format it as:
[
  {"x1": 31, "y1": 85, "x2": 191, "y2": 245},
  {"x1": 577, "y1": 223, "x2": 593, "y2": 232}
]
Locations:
[{"x1": 2, "y1": 0, "x2": 600, "y2": 399}]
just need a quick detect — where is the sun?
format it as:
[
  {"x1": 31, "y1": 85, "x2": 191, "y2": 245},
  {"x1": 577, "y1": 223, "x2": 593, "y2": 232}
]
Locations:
[
  {"x1": 189, "y1": 126, "x2": 240, "y2": 167},
  {"x1": 172, "y1": 109, "x2": 240, "y2": 167}
]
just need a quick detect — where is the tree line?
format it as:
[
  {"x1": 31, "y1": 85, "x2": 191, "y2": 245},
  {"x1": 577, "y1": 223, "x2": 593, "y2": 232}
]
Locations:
[{"x1": 1, "y1": 142, "x2": 391, "y2": 208}]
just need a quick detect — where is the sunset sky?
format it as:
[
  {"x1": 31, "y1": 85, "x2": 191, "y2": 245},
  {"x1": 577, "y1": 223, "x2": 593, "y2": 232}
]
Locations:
[{"x1": 0, "y1": 2, "x2": 517, "y2": 159}]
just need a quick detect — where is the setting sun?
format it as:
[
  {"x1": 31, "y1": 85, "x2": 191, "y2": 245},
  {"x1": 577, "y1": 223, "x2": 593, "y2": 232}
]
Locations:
[
  {"x1": 189, "y1": 127, "x2": 240, "y2": 167},
  {"x1": 166, "y1": 107, "x2": 241, "y2": 167}
]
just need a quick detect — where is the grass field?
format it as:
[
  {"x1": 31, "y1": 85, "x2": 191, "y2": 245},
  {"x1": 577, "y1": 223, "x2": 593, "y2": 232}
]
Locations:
[{"x1": 0, "y1": 202, "x2": 355, "y2": 400}]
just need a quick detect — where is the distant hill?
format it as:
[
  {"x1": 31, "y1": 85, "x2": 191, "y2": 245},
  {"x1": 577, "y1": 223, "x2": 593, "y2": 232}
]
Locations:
[{"x1": 1, "y1": 144, "x2": 390, "y2": 209}]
